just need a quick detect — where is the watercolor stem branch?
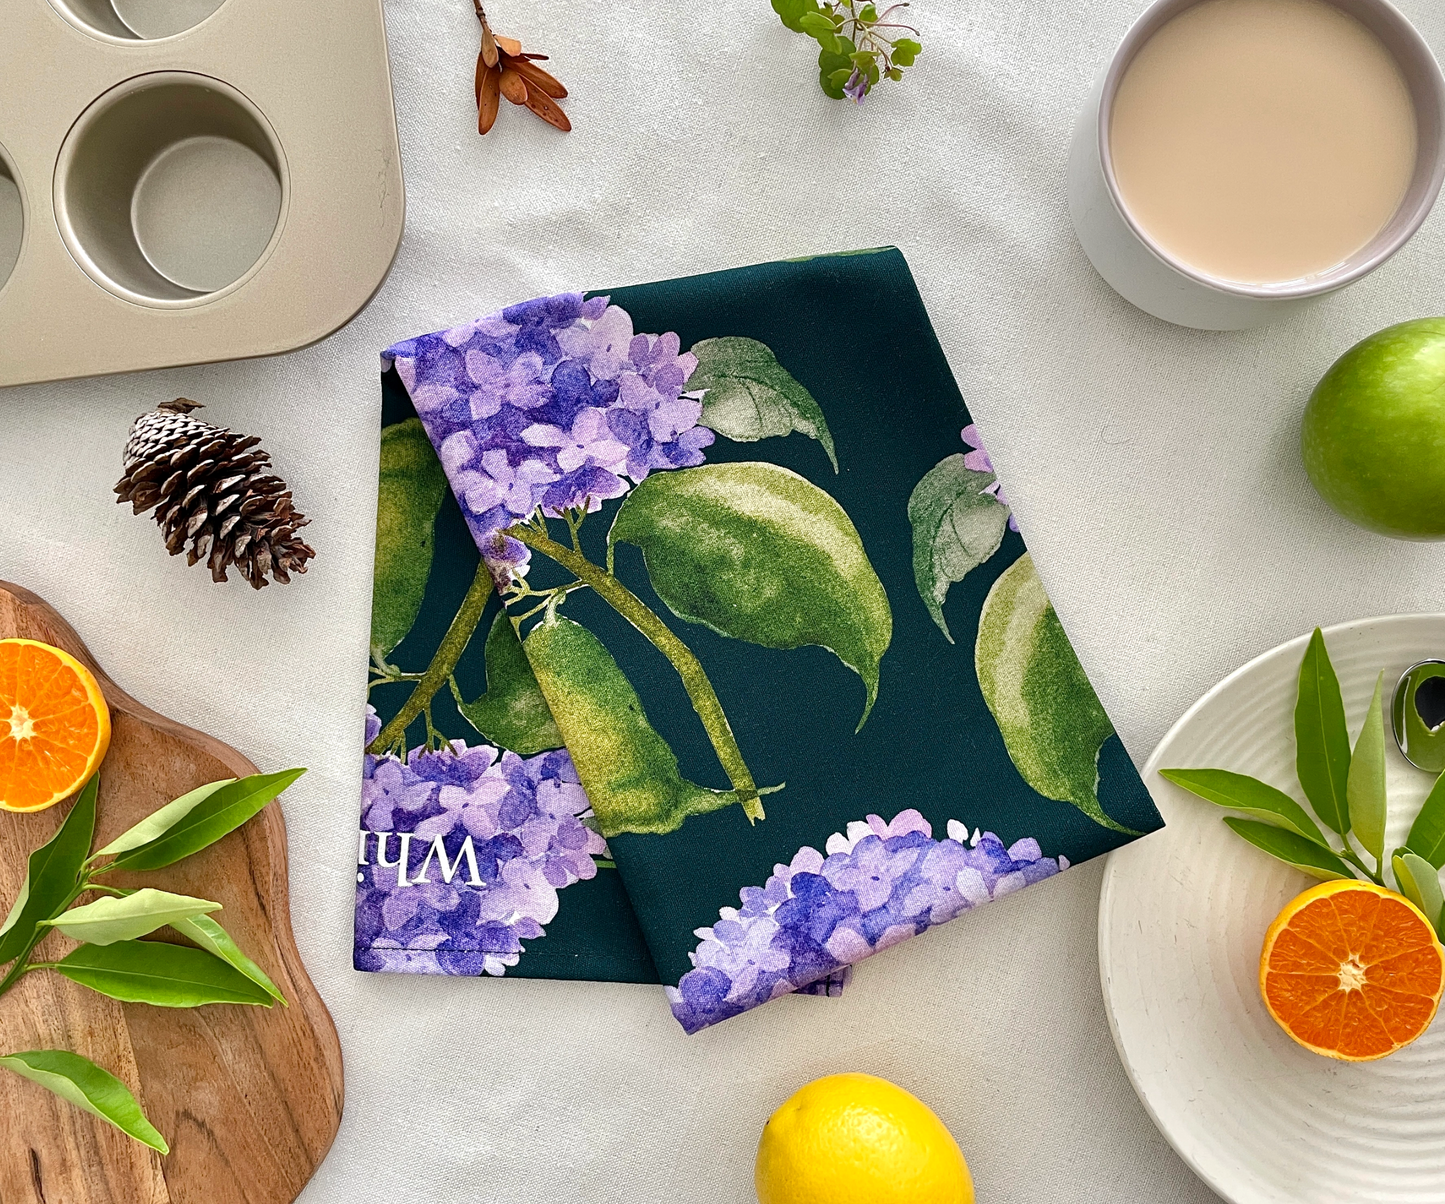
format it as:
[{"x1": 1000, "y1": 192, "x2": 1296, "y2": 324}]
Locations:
[
  {"x1": 506, "y1": 523, "x2": 763, "y2": 817},
  {"x1": 367, "y1": 561, "x2": 496, "y2": 757}
]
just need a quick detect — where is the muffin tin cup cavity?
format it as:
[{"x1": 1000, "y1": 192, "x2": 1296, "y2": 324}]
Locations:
[
  {"x1": 54, "y1": 72, "x2": 287, "y2": 308},
  {"x1": 50, "y1": 0, "x2": 228, "y2": 41},
  {"x1": 0, "y1": 148, "x2": 23, "y2": 296}
]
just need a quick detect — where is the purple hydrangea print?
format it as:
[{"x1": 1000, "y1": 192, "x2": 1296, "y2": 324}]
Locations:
[
  {"x1": 354, "y1": 707, "x2": 608, "y2": 977},
  {"x1": 666, "y1": 809, "x2": 1067, "y2": 1033},
  {"x1": 381, "y1": 295, "x2": 715, "y2": 582},
  {"x1": 961, "y1": 423, "x2": 1019, "y2": 532}
]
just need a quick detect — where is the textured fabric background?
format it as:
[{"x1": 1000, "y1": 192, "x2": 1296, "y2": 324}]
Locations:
[{"x1": 4, "y1": 0, "x2": 1445, "y2": 1199}]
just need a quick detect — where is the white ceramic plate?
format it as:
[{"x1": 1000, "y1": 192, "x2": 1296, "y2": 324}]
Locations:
[{"x1": 1100, "y1": 615, "x2": 1445, "y2": 1204}]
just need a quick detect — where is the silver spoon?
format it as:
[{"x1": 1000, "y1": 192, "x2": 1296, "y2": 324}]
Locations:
[{"x1": 1392, "y1": 659, "x2": 1445, "y2": 772}]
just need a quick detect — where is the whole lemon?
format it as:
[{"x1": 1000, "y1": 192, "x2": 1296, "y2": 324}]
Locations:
[{"x1": 755, "y1": 1073, "x2": 974, "y2": 1204}]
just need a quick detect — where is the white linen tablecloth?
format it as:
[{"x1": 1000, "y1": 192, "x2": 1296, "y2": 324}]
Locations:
[{"x1": 5, "y1": 0, "x2": 1445, "y2": 1199}]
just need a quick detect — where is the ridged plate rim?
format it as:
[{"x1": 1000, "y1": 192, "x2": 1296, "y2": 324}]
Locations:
[{"x1": 1100, "y1": 614, "x2": 1445, "y2": 1204}]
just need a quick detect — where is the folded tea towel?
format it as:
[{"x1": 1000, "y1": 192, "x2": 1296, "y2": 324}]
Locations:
[
  {"x1": 364, "y1": 248, "x2": 1163, "y2": 1031},
  {"x1": 357, "y1": 360, "x2": 849, "y2": 996}
]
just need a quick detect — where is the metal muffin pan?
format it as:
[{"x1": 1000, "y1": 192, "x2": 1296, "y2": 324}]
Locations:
[{"x1": 0, "y1": 0, "x2": 405, "y2": 387}]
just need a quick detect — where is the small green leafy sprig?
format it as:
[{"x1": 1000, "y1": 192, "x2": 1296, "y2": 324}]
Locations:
[
  {"x1": 0, "y1": 769, "x2": 303, "y2": 1152},
  {"x1": 1163, "y1": 628, "x2": 1445, "y2": 937},
  {"x1": 772, "y1": 0, "x2": 922, "y2": 102}
]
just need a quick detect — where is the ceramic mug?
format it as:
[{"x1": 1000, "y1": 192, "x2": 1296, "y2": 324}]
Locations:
[{"x1": 1067, "y1": 0, "x2": 1445, "y2": 331}]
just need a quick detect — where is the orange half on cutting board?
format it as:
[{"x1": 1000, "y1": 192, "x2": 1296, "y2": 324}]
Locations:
[
  {"x1": 0, "y1": 638, "x2": 111, "y2": 812},
  {"x1": 1260, "y1": 879, "x2": 1445, "y2": 1061}
]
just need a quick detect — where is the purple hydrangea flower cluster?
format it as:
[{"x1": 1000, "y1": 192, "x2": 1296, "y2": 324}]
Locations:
[
  {"x1": 354, "y1": 707, "x2": 608, "y2": 977},
  {"x1": 666, "y1": 809, "x2": 1068, "y2": 1033},
  {"x1": 382, "y1": 294, "x2": 715, "y2": 579},
  {"x1": 961, "y1": 423, "x2": 1020, "y2": 532}
]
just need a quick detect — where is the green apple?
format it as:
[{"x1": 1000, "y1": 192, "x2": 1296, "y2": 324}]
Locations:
[{"x1": 1302, "y1": 318, "x2": 1445, "y2": 540}]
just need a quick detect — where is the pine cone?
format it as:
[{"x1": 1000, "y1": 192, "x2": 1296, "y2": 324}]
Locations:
[{"x1": 114, "y1": 400, "x2": 315, "y2": 589}]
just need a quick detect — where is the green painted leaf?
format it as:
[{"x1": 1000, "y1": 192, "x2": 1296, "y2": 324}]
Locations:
[
  {"x1": 170, "y1": 913, "x2": 286, "y2": 1005},
  {"x1": 975, "y1": 554, "x2": 1135, "y2": 834},
  {"x1": 1295, "y1": 628, "x2": 1352, "y2": 834},
  {"x1": 907, "y1": 454, "x2": 1011, "y2": 641},
  {"x1": 1407, "y1": 769, "x2": 1445, "y2": 869},
  {"x1": 106, "y1": 770, "x2": 304, "y2": 872},
  {"x1": 371, "y1": 418, "x2": 448, "y2": 659},
  {"x1": 452, "y1": 611, "x2": 563, "y2": 755},
  {"x1": 690, "y1": 337, "x2": 837, "y2": 472},
  {"x1": 94, "y1": 779, "x2": 235, "y2": 857},
  {"x1": 0, "y1": 1050, "x2": 168, "y2": 1153},
  {"x1": 1222, "y1": 817, "x2": 1353, "y2": 880},
  {"x1": 1348, "y1": 670, "x2": 1389, "y2": 863},
  {"x1": 524, "y1": 615, "x2": 740, "y2": 837},
  {"x1": 43, "y1": 889, "x2": 219, "y2": 946},
  {"x1": 1394, "y1": 850, "x2": 1445, "y2": 937},
  {"x1": 54, "y1": 940, "x2": 276, "y2": 1008},
  {"x1": 0, "y1": 776, "x2": 97, "y2": 966},
  {"x1": 610, "y1": 461, "x2": 891, "y2": 728},
  {"x1": 1158, "y1": 768, "x2": 1327, "y2": 843},
  {"x1": 772, "y1": 0, "x2": 820, "y2": 32}
]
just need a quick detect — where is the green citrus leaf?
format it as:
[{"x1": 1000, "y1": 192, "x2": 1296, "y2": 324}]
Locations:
[
  {"x1": 976, "y1": 554, "x2": 1136, "y2": 833},
  {"x1": 0, "y1": 1050, "x2": 168, "y2": 1153},
  {"x1": 169, "y1": 913, "x2": 287, "y2": 1005},
  {"x1": 610, "y1": 461, "x2": 891, "y2": 728},
  {"x1": 690, "y1": 337, "x2": 837, "y2": 472},
  {"x1": 452, "y1": 611, "x2": 563, "y2": 755},
  {"x1": 1222, "y1": 817, "x2": 1354, "y2": 881},
  {"x1": 106, "y1": 769, "x2": 304, "y2": 872},
  {"x1": 1158, "y1": 768, "x2": 1327, "y2": 843},
  {"x1": 371, "y1": 418, "x2": 448, "y2": 659},
  {"x1": 43, "y1": 889, "x2": 219, "y2": 946},
  {"x1": 0, "y1": 776, "x2": 97, "y2": 966},
  {"x1": 1347, "y1": 670, "x2": 1388, "y2": 862},
  {"x1": 907, "y1": 454, "x2": 1011, "y2": 642},
  {"x1": 1406, "y1": 769, "x2": 1445, "y2": 869},
  {"x1": 93, "y1": 779, "x2": 235, "y2": 857},
  {"x1": 524, "y1": 615, "x2": 740, "y2": 837},
  {"x1": 54, "y1": 940, "x2": 275, "y2": 1008},
  {"x1": 1393, "y1": 850, "x2": 1445, "y2": 937},
  {"x1": 1295, "y1": 628, "x2": 1352, "y2": 834}
]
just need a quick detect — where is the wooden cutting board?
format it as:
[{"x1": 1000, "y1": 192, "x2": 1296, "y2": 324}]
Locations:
[{"x1": 0, "y1": 582, "x2": 343, "y2": 1204}]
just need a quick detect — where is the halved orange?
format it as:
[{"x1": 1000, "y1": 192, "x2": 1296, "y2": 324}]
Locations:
[
  {"x1": 1260, "y1": 878, "x2": 1445, "y2": 1061},
  {"x1": 0, "y1": 639, "x2": 111, "y2": 813}
]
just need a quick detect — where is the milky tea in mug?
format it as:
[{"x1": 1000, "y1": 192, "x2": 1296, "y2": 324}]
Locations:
[{"x1": 1109, "y1": 0, "x2": 1417, "y2": 286}]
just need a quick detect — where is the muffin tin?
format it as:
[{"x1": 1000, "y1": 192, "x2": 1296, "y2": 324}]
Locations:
[{"x1": 0, "y1": 0, "x2": 405, "y2": 387}]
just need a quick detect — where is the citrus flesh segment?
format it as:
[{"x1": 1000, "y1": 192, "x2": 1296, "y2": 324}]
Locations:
[
  {"x1": 1260, "y1": 879, "x2": 1445, "y2": 1062},
  {"x1": 0, "y1": 639, "x2": 111, "y2": 813}
]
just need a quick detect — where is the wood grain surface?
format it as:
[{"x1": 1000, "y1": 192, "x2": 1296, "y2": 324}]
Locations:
[{"x1": 0, "y1": 582, "x2": 343, "y2": 1204}]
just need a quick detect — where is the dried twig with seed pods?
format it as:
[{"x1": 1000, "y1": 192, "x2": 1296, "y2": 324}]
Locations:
[{"x1": 473, "y1": 1, "x2": 571, "y2": 134}]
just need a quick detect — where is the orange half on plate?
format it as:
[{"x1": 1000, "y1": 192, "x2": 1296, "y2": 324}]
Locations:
[
  {"x1": 0, "y1": 638, "x2": 111, "y2": 812},
  {"x1": 1261, "y1": 879, "x2": 1445, "y2": 1061}
]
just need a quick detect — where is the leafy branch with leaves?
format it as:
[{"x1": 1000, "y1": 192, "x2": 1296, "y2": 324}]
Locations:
[
  {"x1": 773, "y1": 0, "x2": 922, "y2": 102},
  {"x1": 369, "y1": 322, "x2": 892, "y2": 841},
  {"x1": 1163, "y1": 628, "x2": 1445, "y2": 936},
  {"x1": 0, "y1": 770, "x2": 302, "y2": 1152}
]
